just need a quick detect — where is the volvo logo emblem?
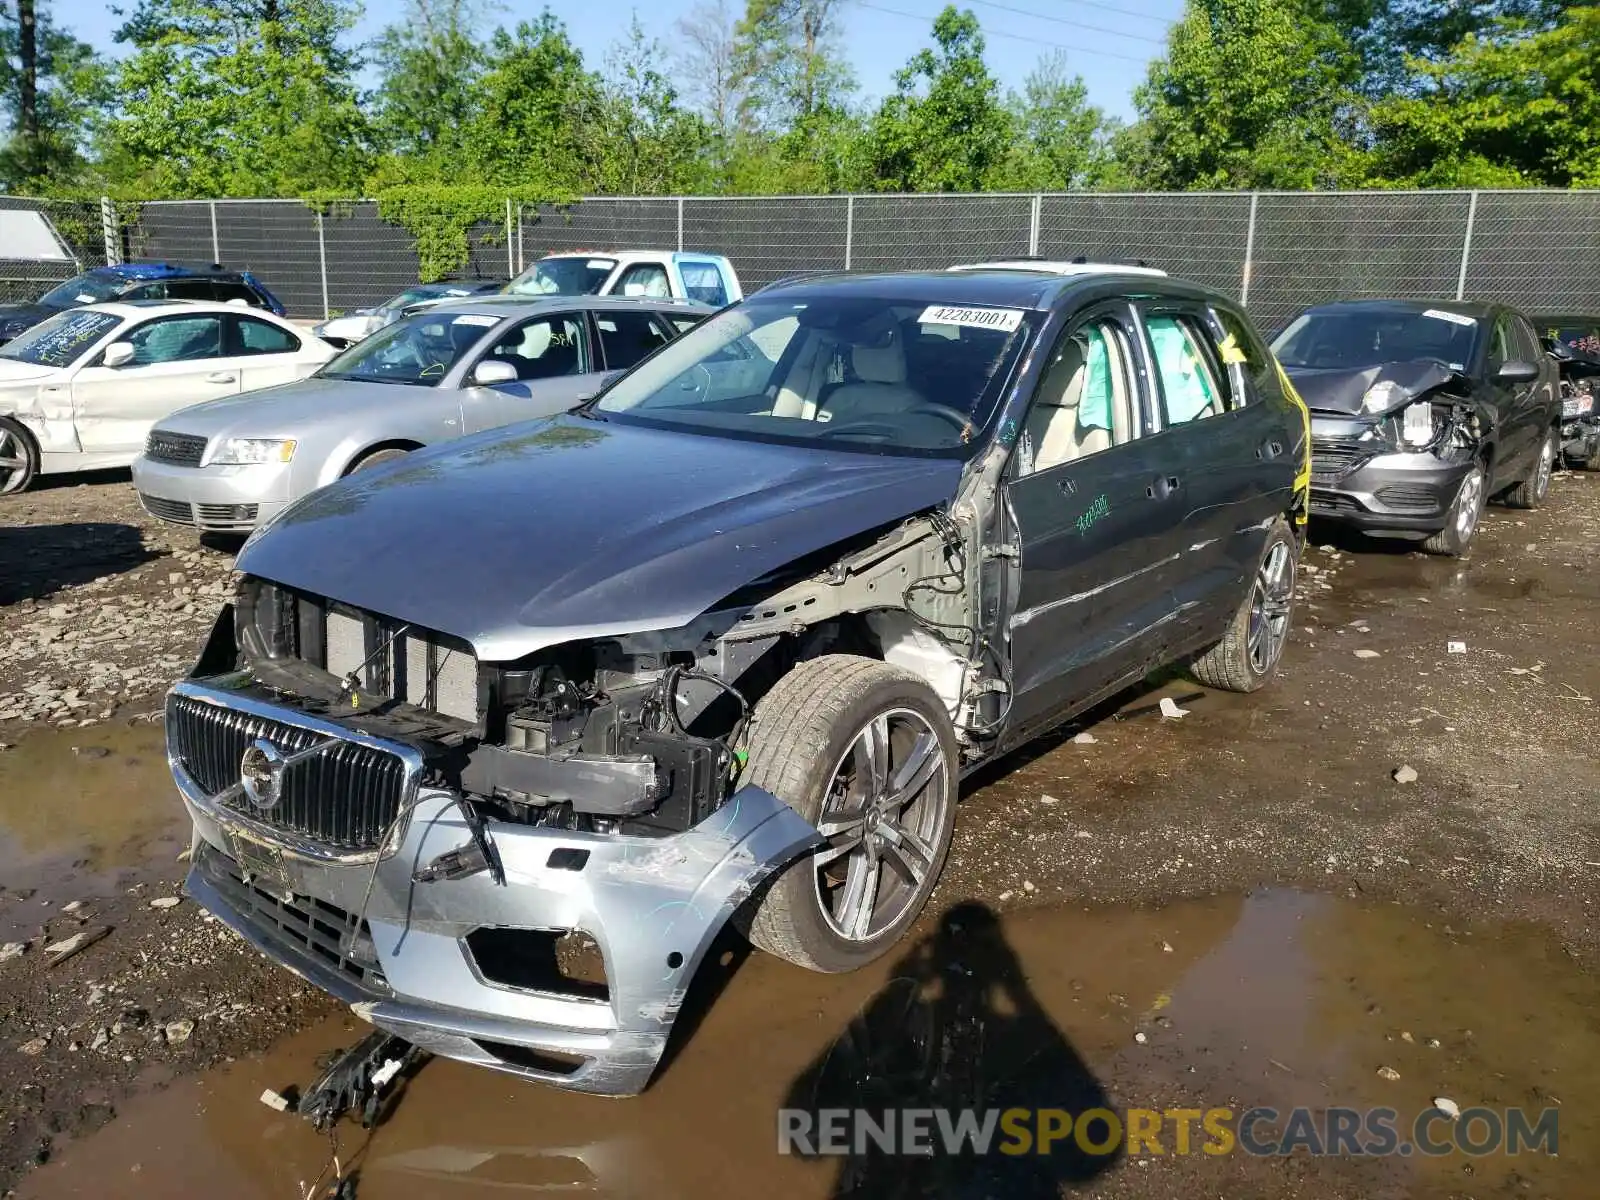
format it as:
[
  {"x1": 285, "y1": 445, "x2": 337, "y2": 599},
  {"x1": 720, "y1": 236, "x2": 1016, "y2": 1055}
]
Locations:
[{"x1": 240, "y1": 738, "x2": 287, "y2": 810}]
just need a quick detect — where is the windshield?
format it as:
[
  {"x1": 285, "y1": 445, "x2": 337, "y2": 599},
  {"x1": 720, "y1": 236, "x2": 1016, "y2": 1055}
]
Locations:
[
  {"x1": 506, "y1": 257, "x2": 615, "y2": 297},
  {"x1": 594, "y1": 295, "x2": 1034, "y2": 456},
  {"x1": 0, "y1": 309, "x2": 121, "y2": 367},
  {"x1": 38, "y1": 271, "x2": 127, "y2": 308},
  {"x1": 1271, "y1": 308, "x2": 1481, "y2": 373},
  {"x1": 376, "y1": 284, "x2": 485, "y2": 315},
  {"x1": 316, "y1": 309, "x2": 499, "y2": 386}
]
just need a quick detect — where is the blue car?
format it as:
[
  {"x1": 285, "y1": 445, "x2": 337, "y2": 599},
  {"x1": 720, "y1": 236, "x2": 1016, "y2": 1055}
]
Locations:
[{"x1": 0, "y1": 262, "x2": 287, "y2": 344}]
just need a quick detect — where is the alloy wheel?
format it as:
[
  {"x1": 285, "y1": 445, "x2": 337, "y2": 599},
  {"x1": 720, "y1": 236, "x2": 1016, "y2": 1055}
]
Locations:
[
  {"x1": 0, "y1": 426, "x2": 31, "y2": 494},
  {"x1": 1455, "y1": 466, "x2": 1484, "y2": 542},
  {"x1": 1535, "y1": 434, "x2": 1555, "y2": 499},
  {"x1": 1246, "y1": 541, "x2": 1294, "y2": 674},
  {"x1": 812, "y1": 708, "x2": 952, "y2": 944}
]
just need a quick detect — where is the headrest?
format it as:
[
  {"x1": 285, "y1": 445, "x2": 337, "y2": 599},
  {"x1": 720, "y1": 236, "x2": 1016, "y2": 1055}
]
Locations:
[
  {"x1": 1040, "y1": 340, "x2": 1086, "y2": 409},
  {"x1": 852, "y1": 338, "x2": 905, "y2": 384}
]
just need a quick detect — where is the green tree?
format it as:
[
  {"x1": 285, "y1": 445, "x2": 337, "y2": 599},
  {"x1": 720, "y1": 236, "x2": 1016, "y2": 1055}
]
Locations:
[
  {"x1": 1123, "y1": 0, "x2": 1363, "y2": 189},
  {"x1": 732, "y1": 0, "x2": 854, "y2": 132},
  {"x1": 1365, "y1": 7, "x2": 1600, "y2": 185},
  {"x1": 584, "y1": 17, "x2": 712, "y2": 194},
  {"x1": 371, "y1": 0, "x2": 484, "y2": 164},
  {"x1": 0, "y1": 0, "x2": 109, "y2": 190},
  {"x1": 454, "y1": 13, "x2": 597, "y2": 190},
  {"x1": 863, "y1": 6, "x2": 1013, "y2": 192},
  {"x1": 105, "y1": 0, "x2": 370, "y2": 197},
  {"x1": 990, "y1": 51, "x2": 1118, "y2": 191}
]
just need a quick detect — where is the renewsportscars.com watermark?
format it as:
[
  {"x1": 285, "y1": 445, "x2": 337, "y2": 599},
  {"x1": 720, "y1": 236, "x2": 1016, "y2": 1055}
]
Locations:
[{"x1": 777, "y1": 1106, "x2": 1559, "y2": 1159}]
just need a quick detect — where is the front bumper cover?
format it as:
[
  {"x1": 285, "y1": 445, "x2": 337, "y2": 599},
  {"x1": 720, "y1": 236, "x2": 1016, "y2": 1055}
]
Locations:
[{"x1": 172, "y1": 684, "x2": 821, "y2": 1096}]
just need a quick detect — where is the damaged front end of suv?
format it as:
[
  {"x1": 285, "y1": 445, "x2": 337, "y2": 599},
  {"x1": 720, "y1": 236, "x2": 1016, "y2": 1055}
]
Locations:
[{"x1": 168, "y1": 403, "x2": 996, "y2": 1096}]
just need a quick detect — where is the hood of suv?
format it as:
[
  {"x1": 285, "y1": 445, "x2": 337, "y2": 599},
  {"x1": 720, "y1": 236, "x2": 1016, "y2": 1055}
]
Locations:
[
  {"x1": 237, "y1": 416, "x2": 963, "y2": 661},
  {"x1": 1285, "y1": 359, "x2": 1468, "y2": 416}
]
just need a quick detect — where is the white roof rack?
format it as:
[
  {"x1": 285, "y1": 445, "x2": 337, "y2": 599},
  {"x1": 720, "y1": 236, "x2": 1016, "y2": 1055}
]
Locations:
[{"x1": 949, "y1": 260, "x2": 1169, "y2": 278}]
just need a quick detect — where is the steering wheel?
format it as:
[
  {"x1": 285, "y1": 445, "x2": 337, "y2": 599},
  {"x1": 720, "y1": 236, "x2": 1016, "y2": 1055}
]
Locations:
[
  {"x1": 907, "y1": 401, "x2": 973, "y2": 430},
  {"x1": 672, "y1": 363, "x2": 714, "y2": 403}
]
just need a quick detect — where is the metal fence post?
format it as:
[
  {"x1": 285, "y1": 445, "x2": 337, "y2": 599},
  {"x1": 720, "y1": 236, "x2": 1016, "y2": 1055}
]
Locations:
[
  {"x1": 844, "y1": 195, "x2": 854, "y2": 270},
  {"x1": 1240, "y1": 191, "x2": 1260, "y2": 307},
  {"x1": 99, "y1": 196, "x2": 120, "y2": 266},
  {"x1": 516, "y1": 202, "x2": 525, "y2": 272},
  {"x1": 1456, "y1": 190, "x2": 1480, "y2": 301},
  {"x1": 505, "y1": 198, "x2": 515, "y2": 276},
  {"x1": 209, "y1": 201, "x2": 220, "y2": 265},
  {"x1": 677, "y1": 197, "x2": 685, "y2": 251},
  {"x1": 1028, "y1": 194, "x2": 1042, "y2": 257},
  {"x1": 316, "y1": 211, "x2": 330, "y2": 320}
]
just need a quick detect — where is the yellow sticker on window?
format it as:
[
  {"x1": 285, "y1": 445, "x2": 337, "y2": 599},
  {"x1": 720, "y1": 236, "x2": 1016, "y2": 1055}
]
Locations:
[{"x1": 1218, "y1": 331, "x2": 1248, "y2": 365}]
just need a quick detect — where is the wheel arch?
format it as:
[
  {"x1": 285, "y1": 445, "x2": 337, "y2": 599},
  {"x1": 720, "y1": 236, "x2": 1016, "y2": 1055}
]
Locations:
[{"x1": 338, "y1": 438, "x2": 426, "y2": 478}]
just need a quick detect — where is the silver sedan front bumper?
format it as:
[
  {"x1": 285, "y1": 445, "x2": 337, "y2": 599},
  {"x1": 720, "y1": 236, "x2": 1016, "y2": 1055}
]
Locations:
[
  {"x1": 132, "y1": 456, "x2": 294, "y2": 533},
  {"x1": 172, "y1": 685, "x2": 820, "y2": 1095}
]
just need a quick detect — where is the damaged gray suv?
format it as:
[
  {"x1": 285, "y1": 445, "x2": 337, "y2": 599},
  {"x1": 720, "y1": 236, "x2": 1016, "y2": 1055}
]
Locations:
[{"x1": 166, "y1": 264, "x2": 1309, "y2": 1095}]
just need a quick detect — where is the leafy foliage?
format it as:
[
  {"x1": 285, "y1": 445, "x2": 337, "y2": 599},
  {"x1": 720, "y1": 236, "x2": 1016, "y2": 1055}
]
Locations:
[
  {"x1": 4, "y1": 0, "x2": 1600, "y2": 204},
  {"x1": 374, "y1": 183, "x2": 570, "y2": 281}
]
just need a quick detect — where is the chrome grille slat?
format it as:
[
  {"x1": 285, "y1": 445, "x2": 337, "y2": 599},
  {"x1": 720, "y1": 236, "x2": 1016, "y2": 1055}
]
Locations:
[
  {"x1": 145, "y1": 429, "x2": 208, "y2": 467},
  {"x1": 167, "y1": 694, "x2": 406, "y2": 851}
]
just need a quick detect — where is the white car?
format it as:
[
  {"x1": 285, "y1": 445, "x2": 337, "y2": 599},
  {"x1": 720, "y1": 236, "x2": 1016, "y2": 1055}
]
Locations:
[
  {"x1": 504, "y1": 250, "x2": 743, "y2": 306},
  {"x1": 0, "y1": 300, "x2": 334, "y2": 493}
]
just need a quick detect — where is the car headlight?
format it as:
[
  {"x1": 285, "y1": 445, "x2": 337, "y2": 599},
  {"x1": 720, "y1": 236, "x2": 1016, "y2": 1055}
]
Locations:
[
  {"x1": 1361, "y1": 381, "x2": 1408, "y2": 413},
  {"x1": 1399, "y1": 400, "x2": 1437, "y2": 445},
  {"x1": 210, "y1": 437, "x2": 296, "y2": 465}
]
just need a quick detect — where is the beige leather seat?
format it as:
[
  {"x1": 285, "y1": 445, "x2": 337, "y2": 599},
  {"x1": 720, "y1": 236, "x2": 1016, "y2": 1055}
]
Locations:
[
  {"x1": 1022, "y1": 338, "x2": 1112, "y2": 474},
  {"x1": 820, "y1": 336, "x2": 925, "y2": 422}
]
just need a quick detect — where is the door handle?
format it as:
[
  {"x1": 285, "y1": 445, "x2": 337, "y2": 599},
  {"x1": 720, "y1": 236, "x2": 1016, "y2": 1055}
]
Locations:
[
  {"x1": 1146, "y1": 475, "x2": 1180, "y2": 500},
  {"x1": 1057, "y1": 476, "x2": 1077, "y2": 495},
  {"x1": 1257, "y1": 439, "x2": 1284, "y2": 460},
  {"x1": 206, "y1": 372, "x2": 237, "y2": 384}
]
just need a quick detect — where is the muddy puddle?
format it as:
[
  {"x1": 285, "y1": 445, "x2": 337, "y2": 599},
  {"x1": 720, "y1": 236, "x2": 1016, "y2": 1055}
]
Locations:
[
  {"x1": 0, "y1": 721, "x2": 186, "y2": 940},
  {"x1": 18, "y1": 888, "x2": 1595, "y2": 1199}
]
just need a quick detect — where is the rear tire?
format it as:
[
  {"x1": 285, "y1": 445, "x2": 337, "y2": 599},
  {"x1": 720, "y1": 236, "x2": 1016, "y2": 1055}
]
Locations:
[
  {"x1": 741, "y1": 655, "x2": 958, "y2": 974},
  {"x1": 1190, "y1": 517, "x2": 1297, "y2": 693},
  {"x1": 0, "y1": 416, "x2": 39, "y2": 494},
  {"x1": 1422, "y1": 461, "x2": 1487, "y2": 557},
  {"x1": 345, "y1": 447, "x2": 411, "y2": 475},
  {"x1": 1504, "y1": 429, "x2": 1556, "y2": 509}
]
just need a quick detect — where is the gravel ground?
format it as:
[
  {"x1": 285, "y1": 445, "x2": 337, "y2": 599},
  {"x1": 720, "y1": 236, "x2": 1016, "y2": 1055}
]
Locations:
[{"x1": 0, "y1": 467, "x2": 1596, "y2": 1198}]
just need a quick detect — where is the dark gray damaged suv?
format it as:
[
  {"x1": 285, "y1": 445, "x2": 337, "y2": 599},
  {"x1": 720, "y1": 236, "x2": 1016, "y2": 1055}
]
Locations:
[{"x1": 165, "y1": 263, "x2": 1310, "y2": 1095}]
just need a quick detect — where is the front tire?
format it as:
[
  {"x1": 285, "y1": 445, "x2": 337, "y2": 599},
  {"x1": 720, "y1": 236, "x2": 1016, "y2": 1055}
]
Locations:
[
  {"x1": 1422, "y1": 461, "x2": 1487, "y2": 557},
  {"x1": 1190, "y1": 517, "x2": 1297, "y2": 693},
  {"x1": 0, "y1": 417, "x2": 39, "y2": 494},
  {"x1": 345, "y1": 447, "x2": 411, "y2": 475},
  {"x1": 1504, "y1": 429, "x2": 1556, "y2": 509},
  {"x1": 741, "y1": 655, "x2": 958, "y2": 973}
]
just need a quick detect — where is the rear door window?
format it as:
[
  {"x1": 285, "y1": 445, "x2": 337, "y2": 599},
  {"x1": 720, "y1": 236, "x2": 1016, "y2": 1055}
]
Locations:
[
  {"x1": 1143, "y1": 314, "x2": 1232, "y2": 426},
  {"x1": 165, "y1": 278, "x2": 215, "y2": 301},
  {"x1": 214, "y1": 280, "x2": 262, "y2": 306},
  {"x1": 596, "y1": 310, "x2": 671, "y2": 370},
  {"x1": 230, "y1": 314, "x2": 300, "y2": 355},
  {"x1": 679, "y1": 261, "x2": 729, "y2": 306}
]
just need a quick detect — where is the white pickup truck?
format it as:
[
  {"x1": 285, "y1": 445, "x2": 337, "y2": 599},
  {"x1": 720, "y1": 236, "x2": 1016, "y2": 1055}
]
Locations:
[{"x1": 504, "y1": 250, "x2": 743, "y2": 308}]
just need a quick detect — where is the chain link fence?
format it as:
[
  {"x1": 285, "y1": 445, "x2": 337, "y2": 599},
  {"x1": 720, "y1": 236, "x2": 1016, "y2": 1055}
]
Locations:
[{"x1": 4, "y1": 190, "x2": 1599, "y2": 326}]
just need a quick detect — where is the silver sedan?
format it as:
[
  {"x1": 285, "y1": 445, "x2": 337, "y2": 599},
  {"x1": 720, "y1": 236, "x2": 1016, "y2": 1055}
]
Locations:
[{"x1": 131, "y1": 296, "x2": 708, "y2": 533}]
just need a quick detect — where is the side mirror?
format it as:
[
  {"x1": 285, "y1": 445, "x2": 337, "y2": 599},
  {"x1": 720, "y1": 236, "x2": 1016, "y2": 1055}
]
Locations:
[
  {"x1": 102, "y1": 342, "x2": 135, "y2": 368},
  {"x1": 471, "y1": 359, "x2": 519, "y2": 387},
  {"x1": 1495, "y1": 359, "x2": 1540, "y2": 384}
]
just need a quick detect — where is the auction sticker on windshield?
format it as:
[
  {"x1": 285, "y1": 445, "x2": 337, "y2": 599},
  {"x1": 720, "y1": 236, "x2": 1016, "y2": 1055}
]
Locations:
[
  {"x1": 1422, "y1": 309, "x2": 1476, "y2": 327},
  {"x1": 919, "y1": 305, "x2": 1025, "y2": 332}
]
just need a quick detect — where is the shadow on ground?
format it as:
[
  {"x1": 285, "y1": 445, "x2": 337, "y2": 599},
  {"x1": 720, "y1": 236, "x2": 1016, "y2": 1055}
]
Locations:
[
  {"x1": 782, "y1": 901, "x2": 1119, "y2": 1198},
  {"x1": 0, "y1": 521, "x2": 156, "y2": 604}
]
